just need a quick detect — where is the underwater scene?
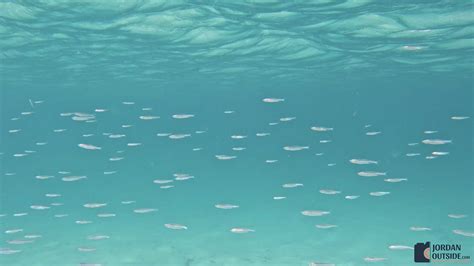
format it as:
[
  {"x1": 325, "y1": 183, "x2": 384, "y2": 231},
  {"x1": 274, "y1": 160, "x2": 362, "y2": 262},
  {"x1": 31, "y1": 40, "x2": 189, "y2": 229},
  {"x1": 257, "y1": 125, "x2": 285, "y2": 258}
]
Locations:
[{"x1": 0, "y1": 0, "x2": 473, "y2": 265}]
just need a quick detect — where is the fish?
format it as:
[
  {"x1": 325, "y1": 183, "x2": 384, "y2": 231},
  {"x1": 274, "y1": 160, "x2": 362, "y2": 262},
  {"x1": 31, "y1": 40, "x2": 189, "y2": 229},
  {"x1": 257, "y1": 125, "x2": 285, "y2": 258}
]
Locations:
[
  {"x1": 256, "y1": 133, "x2": 270, "y2": 137},
  {"x1": 389, "y1": 245, "x2": 414, "y2": 250},
  {"x1": 451, "y1": 116, "x2": 470, "y2": 120},
  {"x1": 133, "y1": 208, "x2": 157, "y2": 214},
  {"x1": 36, "y1": 175, "x2": 54, "y2": 180},
  {"x1": 366, "y1": 131, "x2": 381, "y2": 136},
  {"x1": 215, "y1": 155, "x2": 237, "y2": 160},
  {"x1": 315, "y1": 224, "x2": 338, "y2": 229},
  {"x1": 87, "y1": 235, "x2": 110, "y2": 240},
  {"x1": 424, "y1": 130, "x2": 438, "y2": 134},
  {"x1": 280, "y1": 117, "x2": 295, "y2": 122},
  {"x1": 215, "y1": 204, "x2": 239, "y2": 209},
  {"x1": 78, "y1": 144, "x2": 101, "y2": 150},
  {"x1": 175, "y1": 175, "x2": 194, "y2": 181},
  {"x1": 83, "y1": 203, "x2": 107, "y2": 208},
  {"x1": 104, "y1": 171, "x2": 117, "y2": 175},
  {"x1": 72, "y1": 116, "x2": 95, "y2": 121},
  {"x1": 345, "y1": 195, "x2": 360, "y2": 200},
  {"x1": 301, "y1": 210, "x2": 330, "y2": 217},
  {"x1": 363, "y1": 257, "x2": 387, "y2": 262},
  {"x1": 448, "y1": 214, "x2": 467, "y2": 219},
  {"x1": 230, "y1": 228, "x2": 255, "y2": 233},
  {"x1": 62, "y1": 176, "x2": 87, "y2": 182},
  {"x1": 78, "y1": 247, "x2": 96, "y2": 252},
  {"x1": 164, "y1": 224, "x2": 188, "y2": 230},
  {"x1": 153, "y1": 179, "x2": 174, "y2": 184},
  {"x1": 24, "y1": 235, "x2": 42, "y2": 239},
  {"x1": 432, "y1": 151, "x2": 449, "y2": 156},
  {"x1": 283, "y1": 146, "x2": 309, "y2": 151},
  {"x1": 139, "y1": 115, "x2": 160, "y2": 120},
  {"x1": 319, "y1": 189, "x2": 341, "y2": 195},
  {"x1": 384, "y1": 178, "x2": 408, "y2": 183},
  {"x1": 127, "y1": 143, "x2": 142, "y2": 147},
  {"x1": 310, "y1": 127, "x2": 333, "y2": 132},
  {"x1": 109, "y1": 134, "x2": 126, "y2": 138},
  {"x1": 452, "y1": 229, "x2": 474, "y2": 237},
  {"x1": 97, "y1": 213, "x2": 116, "y2": 218},
  {"x1": 262, "y1": 98, "x2": 284, "y2": 103},
  {"x1": 358, "y1": 171, "x2": 386, "y2": 177},
  {"x1": 349, "y1": 159, "x2": 378, "y2": 165},
  {"x1": 30, "y1": 205, "x2": 50, "y2": 210},
  {"x1": 231, "y1": 135, "x2": 247, "y2": 139},
  {"x1": 0, "y1": 248, "x2": 22, "y2": 255},
  {"x1": 172, "y1": 114, "x2": 194, "y2": 119},
  {"x1": 7, "y1": 240, "x2": 34, "y2": 245},
  {"x1": 169, "y1": 134, "x2": 191, "y2": 139},
  {"x1": 5, "y1": 229, "x2": 23, "y2": 234},
  {"x1": 273, "y1": 196, "x2": 286, "y2": 200},
  {"x1": 369, "y1": 192, "x2": 390, "y2": 196},
  {"x1": 422, "y1": 139, "x2": 452, "y2": 145},
  {"x1": 282, "y1": 183, "x2": 303, "y2": 188},
  {"x1": 309, "y1": 263, "x2": 336, "y2": 266},
  {"x1": 75, "y1": 220, "x2": 93, "y2": 224},
  {"x1": 406, "y1": 153, "x2": 421, "y2": 157},
  {"x1": 410, "y1": 226, "x2": 432, "y2": 231}
]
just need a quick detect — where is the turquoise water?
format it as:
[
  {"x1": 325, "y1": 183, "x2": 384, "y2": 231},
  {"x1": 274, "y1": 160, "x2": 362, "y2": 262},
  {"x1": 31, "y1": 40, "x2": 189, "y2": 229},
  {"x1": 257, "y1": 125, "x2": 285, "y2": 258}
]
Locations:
[{"x1": 1, "y1": 1, "x2": 473, "y2": 266}]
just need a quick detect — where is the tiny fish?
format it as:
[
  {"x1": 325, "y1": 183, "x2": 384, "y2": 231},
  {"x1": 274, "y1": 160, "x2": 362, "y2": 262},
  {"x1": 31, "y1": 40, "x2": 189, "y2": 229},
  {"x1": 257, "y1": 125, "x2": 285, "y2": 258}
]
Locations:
[
  {"x1": 422, "y1": 139, "x2": 452, "y2": 145},
  {"x1": 262, "y1": 98, "x2": 284, "y2": 103},
  {"x1": 164, "y1": 224, "x2": 188, "y2": 230},
  {"x1": 358, "y1": 171, "x2": 386, "y2": 177},
  {"x1": 349, "y1": 159, "x2": 378, "y2": 165},
  {"x1": 283, "y1": 146, "x2": 309, "y2": 151},
  {"x1": 301, "y1": 210, "x2": 330, "y2": 217},
  {"x1": 172, "y1": 114, "x2": 194, "y2": 119},
  {"x1": 215, "y1": 204, "x2": 239, "y2": 209},
  {"x1": 369, "y1": 191, "x2": 390, "y2": 196},
  {"x1": 230, "y1": 228, "x2": 255, "y2": 233},
  {"x1": 78, "y1": 144, "x2": 101, "y2": 150}
]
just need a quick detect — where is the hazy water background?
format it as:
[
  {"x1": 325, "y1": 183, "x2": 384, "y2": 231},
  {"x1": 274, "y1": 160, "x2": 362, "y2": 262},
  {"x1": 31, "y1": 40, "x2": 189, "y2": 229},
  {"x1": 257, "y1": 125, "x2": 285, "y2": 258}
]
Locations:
[{"x1": 1, "y1": 1, "x2": 473, "y2": 265}]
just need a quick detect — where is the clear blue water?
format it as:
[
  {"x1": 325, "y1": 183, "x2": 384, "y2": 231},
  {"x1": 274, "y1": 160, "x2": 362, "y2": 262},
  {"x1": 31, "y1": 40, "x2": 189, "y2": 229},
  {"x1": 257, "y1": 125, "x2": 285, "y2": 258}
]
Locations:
[{"x1": 0, "y1": 1, "x2": 473, "y2": 265}]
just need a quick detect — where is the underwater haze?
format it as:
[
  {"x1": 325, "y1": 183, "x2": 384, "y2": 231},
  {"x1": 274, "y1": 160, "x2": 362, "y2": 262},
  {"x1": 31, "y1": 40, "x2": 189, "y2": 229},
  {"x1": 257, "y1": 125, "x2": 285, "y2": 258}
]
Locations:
[{"x1": 0, "y1": 0, "x2": 473, "y2": 265}]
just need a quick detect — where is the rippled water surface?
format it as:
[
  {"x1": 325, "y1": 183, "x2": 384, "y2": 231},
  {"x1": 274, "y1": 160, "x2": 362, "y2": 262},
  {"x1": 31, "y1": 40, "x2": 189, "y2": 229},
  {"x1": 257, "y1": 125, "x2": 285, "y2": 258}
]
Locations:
[{"x1": 1, "y1": 1, "x2": 473, "y2": 265}]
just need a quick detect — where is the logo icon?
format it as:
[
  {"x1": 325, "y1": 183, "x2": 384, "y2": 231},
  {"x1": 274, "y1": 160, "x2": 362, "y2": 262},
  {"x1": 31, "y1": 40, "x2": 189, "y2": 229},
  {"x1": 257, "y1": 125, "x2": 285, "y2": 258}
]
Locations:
[{"x1": 415, "y1": 242, "x2": 431, "y2": 263}]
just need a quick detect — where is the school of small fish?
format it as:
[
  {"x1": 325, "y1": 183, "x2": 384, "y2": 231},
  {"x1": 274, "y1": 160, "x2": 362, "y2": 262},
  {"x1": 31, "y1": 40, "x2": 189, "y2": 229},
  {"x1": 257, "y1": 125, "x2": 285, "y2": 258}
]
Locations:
[{"x1": 0, "y1": 97, "x2": 472, "y2": 266}]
